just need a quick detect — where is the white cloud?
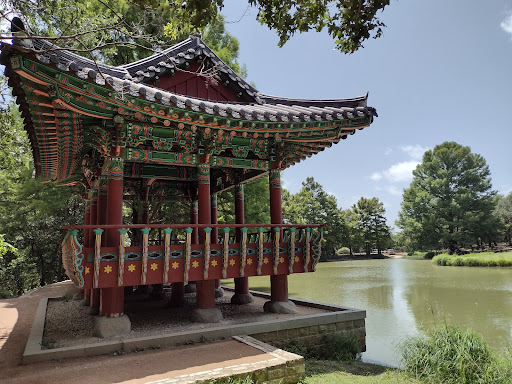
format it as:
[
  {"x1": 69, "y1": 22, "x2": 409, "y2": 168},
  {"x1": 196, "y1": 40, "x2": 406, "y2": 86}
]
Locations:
[
  {"x1": 384, "y1": 148, "x2": 393, "y2": 156},
  {"x1": 370, "y1": 172, "x2": 383, "y2": 181},
  {"x1": 400, "y1": 145, "x2": 429, "y2": 161},
  {"x1": 386, "y1": 161, "x2": 420, "y2": 182},
  {"x1": 370, "y1": 161, "x2": 419, "y2": 184},
  {"x1": 501, "y1": 12, "x2": 512, "y2": 37}
]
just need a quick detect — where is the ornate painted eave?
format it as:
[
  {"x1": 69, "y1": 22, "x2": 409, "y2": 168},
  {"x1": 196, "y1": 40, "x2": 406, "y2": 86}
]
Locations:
[{"x1": 1, "y1": 19, "x2": 377, "y2": 187}]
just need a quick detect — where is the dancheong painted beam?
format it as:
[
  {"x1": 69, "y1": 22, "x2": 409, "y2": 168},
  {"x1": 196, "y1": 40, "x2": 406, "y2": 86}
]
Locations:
[{"x1": 62, "y1": 224, "x2": 324, "y2": 290}]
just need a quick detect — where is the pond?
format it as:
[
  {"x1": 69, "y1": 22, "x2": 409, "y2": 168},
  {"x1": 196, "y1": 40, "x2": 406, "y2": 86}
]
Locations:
[{"x1": 225, "y1": 259, "x2": 512, "y2": 366}]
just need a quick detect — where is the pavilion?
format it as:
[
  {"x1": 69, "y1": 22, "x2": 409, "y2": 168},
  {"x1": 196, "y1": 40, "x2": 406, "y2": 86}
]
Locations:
[{"x1": 1, "y1": 18, "x2": 377, "y2": 334}]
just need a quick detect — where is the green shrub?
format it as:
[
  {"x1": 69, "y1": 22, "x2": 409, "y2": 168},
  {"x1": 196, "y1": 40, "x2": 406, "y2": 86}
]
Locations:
[
  {"x1": 432, "y1": 255, "x2": 448, "y2": 266},
  {"x1": 400, "y1": 325, "x2": 512, "y2": 383},
  {"x1": 424, "y1": 251, "x2": 435, "y2": 259}
]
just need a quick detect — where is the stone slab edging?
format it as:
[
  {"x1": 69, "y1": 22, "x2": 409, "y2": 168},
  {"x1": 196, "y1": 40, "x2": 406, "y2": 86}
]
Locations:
[
  {"x1": 142, "y1": 336, "x2": 304, "y2": 384},
  {"x1": 23, "y1": 289, "x2": 366, "y2": 364}
]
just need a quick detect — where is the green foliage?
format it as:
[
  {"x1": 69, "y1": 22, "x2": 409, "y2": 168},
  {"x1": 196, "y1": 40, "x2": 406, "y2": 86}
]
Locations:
[
  {"x1": 495, "y1": 192, "x2": 512, "y2": 245},
  {"x1": 249, "y1": 0, "x2": 389, "y2": 53},
  {"x1": 3, "y1": 0, "x2": 389, "y2": 55},
  {"x1": 217, "y1": 177, "x2": 270, "y2": 227},
  {"x1": 2, "y1": 0, "x2": 248, "y2": 72},
  {"x1": 400, "y1": 325, "x2": 512, "y2": 384},
  {"x1": 352, "y1": 197, "x2": 391, "y2": 255},
  {"x1": 282, "y1": 177, "x2": 347, "y2": 255},
  {"x1": 397, "y1": 142, "x2": 501, "y2": 254},
  {"x1": 432, "y1": 252, "x2": 512, "y2": 267},
  {"x1": 0, "y1": 104, "x2": 83, "y2": 296}
]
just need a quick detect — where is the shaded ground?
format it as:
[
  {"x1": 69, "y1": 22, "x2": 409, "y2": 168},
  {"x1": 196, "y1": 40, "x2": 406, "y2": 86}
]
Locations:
[{"x1": 44, "y1": 285, "x2": 328, "y2": 348}]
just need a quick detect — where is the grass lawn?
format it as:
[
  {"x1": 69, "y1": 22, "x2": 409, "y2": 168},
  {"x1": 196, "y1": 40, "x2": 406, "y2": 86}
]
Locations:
[
  {"x1": 432, "y1": 252, "x2": 512, "y2": 267},
  {"x1": 302, "y1": 360, "x2": 420, "y2": 384}
]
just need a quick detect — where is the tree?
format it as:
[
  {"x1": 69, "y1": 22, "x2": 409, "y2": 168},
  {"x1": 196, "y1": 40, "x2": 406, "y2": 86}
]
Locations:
[
  {"x1": 2, "y1": 0, "x2": 390, "y2": 55},
  {"x1": 341, "y1": 208, "x2": 363, "y2": 256},
  {"x1": 217, "y1": 176, "x2": 270, "y2": 226},
  {"x1": 352, "y1": 197, "x2": 391, "y2": 255},
  {"x1": 397, "y1": 142, "x2": 499, "y2": 254},
  {"x1": 495, "y1": 193, "x2": 512, "y2": 245},
  {"x1": 0, "y1": 103, "x2": 83, "y2": 296},
  {"x1": 282, "y1": 177, "x2": 347, "y2": 256}
]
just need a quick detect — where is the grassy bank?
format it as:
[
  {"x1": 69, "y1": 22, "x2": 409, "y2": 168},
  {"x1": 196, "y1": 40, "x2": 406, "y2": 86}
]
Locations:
[
  {"x1": 221, "y1": 325, "x2": 512, "y2": 384},
  {"x1": 302, "y1": 360, "x2": 418, "y2": 383},
  {"x1": 432, "y1": 252, "x2": 512, "y2": 267}
]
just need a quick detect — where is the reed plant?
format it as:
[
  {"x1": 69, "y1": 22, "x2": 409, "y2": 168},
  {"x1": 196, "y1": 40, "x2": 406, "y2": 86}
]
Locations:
[
  {"x1": 432, "y1": 252, "x2": 512, "y2": 267},
  {"x1": 400, "y1": 325, "x2": 512, "y2": 383}
]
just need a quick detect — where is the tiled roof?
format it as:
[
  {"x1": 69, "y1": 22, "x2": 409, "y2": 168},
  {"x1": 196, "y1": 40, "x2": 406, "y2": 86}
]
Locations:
[{"x1": 5, "y1": 19, "x2": 377, "y2": 123}]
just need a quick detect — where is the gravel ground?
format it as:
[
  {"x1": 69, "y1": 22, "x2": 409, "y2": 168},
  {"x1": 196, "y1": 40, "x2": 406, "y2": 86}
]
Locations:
[{"x1": 44, "y1": 288, "x2": 329, "y2": 348}]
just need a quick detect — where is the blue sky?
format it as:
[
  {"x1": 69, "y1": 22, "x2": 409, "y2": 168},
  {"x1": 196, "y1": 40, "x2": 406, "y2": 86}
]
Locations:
[{"x1": 221, "y1": 0, "x2": 512, "y2": 228}]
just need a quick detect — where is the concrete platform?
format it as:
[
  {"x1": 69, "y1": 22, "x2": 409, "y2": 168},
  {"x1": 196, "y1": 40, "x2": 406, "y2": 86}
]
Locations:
[{"x1": 1, "y1": 282, "x2": 305, "y2": 384}]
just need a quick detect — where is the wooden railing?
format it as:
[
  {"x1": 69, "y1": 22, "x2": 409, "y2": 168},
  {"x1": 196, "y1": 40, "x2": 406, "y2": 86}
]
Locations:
[{"x1": 62, "y1": 224, "x2": 324, "y2": 289}]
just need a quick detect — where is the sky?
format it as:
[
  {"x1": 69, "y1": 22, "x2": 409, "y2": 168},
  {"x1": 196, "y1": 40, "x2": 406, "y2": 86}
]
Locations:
[{"x1": 220, "y1": 0, "x2": 512, "y2": 228}]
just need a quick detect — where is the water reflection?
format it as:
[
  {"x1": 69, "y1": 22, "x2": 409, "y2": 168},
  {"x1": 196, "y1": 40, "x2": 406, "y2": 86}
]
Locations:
[{"x1": 229, "y1": 259, "x2": 512, "y2": 366}]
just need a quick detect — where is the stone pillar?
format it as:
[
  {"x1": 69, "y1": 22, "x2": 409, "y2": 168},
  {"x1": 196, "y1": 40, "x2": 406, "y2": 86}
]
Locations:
[
  {"x1": 192, "y1": 163, "x2": 222, "y2": 323},
  {"x1": 94, "y1": 156, "x2": 131, "y2": 337},
  {"x1": 232, "y1": 184, "x2": 253, "y2": 305},
  {"x1": 211, "y1": 193, "x2": 223, "y2": 298},
  {"x1": 264, "y1": 169, "x2": 297, "y2": 314}
]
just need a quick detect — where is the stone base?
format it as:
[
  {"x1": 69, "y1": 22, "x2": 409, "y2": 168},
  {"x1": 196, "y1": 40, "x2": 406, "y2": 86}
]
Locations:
[
  {"x1": 81, "y1": 297, "x2": 91, "y2": 307},
  {"x1": 215, "y1": 287, "x2": 224, "y2": 298},
  {"x1": 93, "y1": 315, "x2": 131, "y2": 338},
  {"x1": 231, "y1": 293, "x2": 254, "y2": 305},
  {"x1": 89, "y1": 306, "x2": 99, "y2": 316},
  {"x1": 72, "y1": 291, "x2": 84, "y2": 301},
  {"x1": 191, "y1": 307, "x2": 223, "y2": 323},
  {"x1": 184, "y1": 283, "x2": 197, "y2": 293},
  {"x1": 263, "y1": 300, "x2": 298, "y2": 314}
]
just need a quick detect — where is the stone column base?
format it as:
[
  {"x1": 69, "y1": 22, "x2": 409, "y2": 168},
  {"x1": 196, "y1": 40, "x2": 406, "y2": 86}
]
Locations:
[
  {"x1": 191, "y1": 307, "x2": 223, "y2": 323},
  {"x1": 231, "y1": 293, "x2": 254, "y2": 305},
  {"x1": 184, "y1": 283, "x2": 197, "y2": 293},
  {"x1": 81, "y1": 297, "x2": 91, "y2": 307},
  {"x1": 263, "y1": 300, "x2": 298, "y2": 314},
  {"x1": 215, "y1": 287, "x2": 224, "y2": 298},
  {"x1": 93, "y1": 314, "x2": 131, "y2": 338}
]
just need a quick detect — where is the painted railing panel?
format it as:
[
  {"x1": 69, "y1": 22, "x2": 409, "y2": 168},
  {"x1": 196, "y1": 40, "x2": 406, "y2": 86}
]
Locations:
[{"x1": 62, "y1": 224, "x2": 323, "y2": 289}]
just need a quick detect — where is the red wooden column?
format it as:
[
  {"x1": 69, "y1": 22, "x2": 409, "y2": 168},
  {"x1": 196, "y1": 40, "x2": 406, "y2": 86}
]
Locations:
[
  {"x1": 90, "y1": 176, "x2": 107, "y2": 313},
  {"x1": 85, "y1": 189, "x2": 98, "y2": 302},
  {"x1": 232, "y1": 184, "x2": 253, "y2": 304},
  {"x1": 99, "y1": 157, "x2": 125, "y2": 317},
  {"x1": 191, "y1": 200, "x2": 199, "y2": 244},
  {"x1": 265, "y1": 169, "x2": 297, "y2": 313},
  {"x1": 211, "y1": 193, "x2": 223, "y2": 297},
  {"x1": 192, "y1": 163, "x2": 222, "y2": 322},
  {"x1": 184, "y1": 200, "x2": 198, "y2": 294}
]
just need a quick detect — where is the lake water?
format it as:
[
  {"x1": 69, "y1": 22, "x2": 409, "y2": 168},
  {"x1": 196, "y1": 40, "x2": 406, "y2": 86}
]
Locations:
[{"x1": 225, "y1": 259, "x2": 512, "y2": 366}]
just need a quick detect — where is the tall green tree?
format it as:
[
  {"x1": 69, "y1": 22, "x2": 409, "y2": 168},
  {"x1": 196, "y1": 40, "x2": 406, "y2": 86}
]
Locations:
[
  {"x1": 352, "y1": 197, "x2": 391, "y2": 255},
  {"x1": 397, "y1": 142, "x2": 499, "y2": 254},
  {"x1": 341, "y1": 208, "x2": 363, "y2": 256},
  {"x1": 495, "y1": 192, "x2": 512, "y2": 245},
  {"x1": 282, "y1": 177, "x2": 347, "y2": 256}
]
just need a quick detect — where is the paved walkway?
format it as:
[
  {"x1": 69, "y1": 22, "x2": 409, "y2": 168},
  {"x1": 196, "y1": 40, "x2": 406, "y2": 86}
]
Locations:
[{"x1": 0, "y1": 282, "x2": 293, "y2": 384}]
